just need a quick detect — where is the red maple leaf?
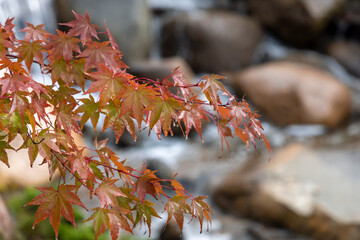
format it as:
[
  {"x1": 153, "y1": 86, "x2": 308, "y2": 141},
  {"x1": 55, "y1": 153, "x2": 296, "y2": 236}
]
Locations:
[
  {"x1": 47, "y1": 30, "x2": 81, "y2": 62},
  {"x1": 95, "y1": 178, "x2": 125, "y2": 208},
  {"x1": 164, "y1": 196, "x2": 191, "y2": 231},
  {"x1": 179, "y1": 103, "x2": 209, "y2": 141},
  {"x1": 133, "y1": 169, "x2": 160, "y2": 203},
  {"x1": 120, "y1": 82, "x2": 155, "y2": 127},
  {"x1": 51, "y1": 102, "x2": 81, "y2": 137},
  {"x1": 172, "y1": 67, "x2": 193, "y2": 101},
  {"x1": 25, "y1": 185, "x2": 87, "y2": 238},
  {"x1": 85, "y1": 65, "x2": 129, "y2": 106},
  {"x1": 16, "y1": 40, "x2": 45, "y2": 71},
  {"x1": 78, "y1": 41, "x2": 118, "y2": 70},
  {"x1": 20, "y1": 22, "x2": 48, "y2": 41},
  {"x1": 61, "y1": 11, "x2": 99, "y2": 45},
  {"x1": 145, "y1": 97, "x2": 187, "y2": 138},
  {"x1": 0, "y1": 32, "x2": 14, "y2": 58}
]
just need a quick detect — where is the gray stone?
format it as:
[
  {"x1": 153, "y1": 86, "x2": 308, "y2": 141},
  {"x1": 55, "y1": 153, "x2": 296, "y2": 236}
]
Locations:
[
  {"x1": 214, "y1": 143, "x2": 360, "y2": 240},
  {"x1": 161, "y1": 10, "x2": 263, "y2": 73},
  {"x1": 56, "y1": 0, "x2": 152, "y2": 62}
]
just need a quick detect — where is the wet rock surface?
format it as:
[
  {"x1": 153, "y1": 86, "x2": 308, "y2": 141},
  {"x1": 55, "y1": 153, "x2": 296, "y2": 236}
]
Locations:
[
  {"x1": 161, "y1": 10, "x2": 263, "y2": 73},
  {"x1": 230, "y1": 61, "x2": 351, "y2": 127}
]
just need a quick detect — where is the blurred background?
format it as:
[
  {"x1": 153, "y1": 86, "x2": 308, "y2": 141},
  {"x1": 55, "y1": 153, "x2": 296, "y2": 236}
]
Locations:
[{"x1": 0, "y1": 0, "x2": 360, "y2": 239}]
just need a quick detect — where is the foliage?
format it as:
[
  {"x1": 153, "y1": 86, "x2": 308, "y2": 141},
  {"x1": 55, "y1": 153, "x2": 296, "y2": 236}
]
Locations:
[
  {"x1": 0, "y1": 11, "x2": 269, "y2": 239},
  {"x1": 6, "y1": 187, "x2": 107, "y2": 240}
]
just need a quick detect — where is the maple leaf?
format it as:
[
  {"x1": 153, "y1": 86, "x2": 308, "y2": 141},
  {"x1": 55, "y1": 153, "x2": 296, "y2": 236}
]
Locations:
[
  {"x1": 75, "y1": 95, "x2": 100, "y2": 129},
  {"x1": 20, "y1": 22, "x2": 48, "y2": 41},
  {"x1": 29, "y1": 92, "x2": 50, "y2": 123},
  {"x1": 95, "y1": 178, "x2": 125, "y2": 208},
  {"x1": 101, "y1": 100, "x2": 136, "y2": 142},
  {"x1": 0, "y1": 136, "x2": 14, "y2": 167},
  {"x1": 36, "y1": 130, "x2": 61, "y2": 161},
  {"x1": 171, "y1": 179, "x2": 186, "y2": 196},
  {"x1": 0, "y1": 58, "x2": 28, "y2": 75},
  {"x1": 190, "y1": 196, "x2": 213, "y2": 233},
  {"x1": 47, "y1": 30, "x2": 81, "y2": 62},
  {"x1": 85, "y1": 65, "x2": 128, "y2": 106},
  {"x1": 217, "y1": 118, "x2": 233, "y2": 151},
  {"x1": 164, "y1": 196, "x2": 191, "y2": 231},
  {"x1": 200, "y1": 74, "x2": 231, "y2": 110},
  {"x1": 0, "y1": 32, "x2": 14, "y2": 58},
  {"x1": 119, "y1": 82, "x2": 155, "y2": 127},
  {"x1": 9, "y1": 92, "x2": 29, "y2": 121},
  {"x1": 179, "y1": 103, "x2": 209, "y2": 141},
  {"x1": 50, "y1": 102, "x2": 81, "y2": 137},
  {"x1": 25, "y1": 185, "x2": 87, "y2": 238},
  {"x1": 78, "y1": 41, "x2": 118, "y2": 70},
  {"x1": 1, "y1": 17, "x2": 15, "y2": 32},
  {"x1": 135, "y1": 200, "x2": 161, "y2": 236},
  {"x1": 84, "y1": 208, "x2": 110, "y2": 240},
  {"x1": 61, "y1": 11, "x2": 99, "y2": 45},
  {"x1": 133, "y1": 169, "x2": 160, "y2": 203},
  {"x1": 104, "y1": 21, "x2": 119, "y2": 51},
  {"x1": 172, "y1": 67, "x2": 193, "y2": 101},
  {"x1": 108, "y1": 208, "x2": 133, "y2": 239},
  {"x1": 69, "y1": 151, "x2": 95, "y2": 181},
  {"x1": 49, "y1": 58, "x2": 86, "y2": 89},
  {"x1": 0, "y1": 73, "x2": 47, "y2": 105},
  {"x1": 16, "y1": 40, "x2": 45, "y2": 71},
  {"x1": 145, "y1": 97, "x2": 187, "y2": 138}
]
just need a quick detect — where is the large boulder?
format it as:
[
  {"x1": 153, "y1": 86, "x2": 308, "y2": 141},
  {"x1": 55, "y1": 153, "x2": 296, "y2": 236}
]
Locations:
[
  {"x1": 55, "y1": 0, "x2": 152, "y2": 62},
  {"x1": 248, "y1": 0, "x2": 345, "y2": 46},
  {"x1": 213, "y1": 143, "x2": 360, "y2": 240},
  {"x1": 231, "y1": 62, "x2": 351, "y2": 127},
  {"x1": 161, "y1": 10, "x2": 263, "y2": 73}
]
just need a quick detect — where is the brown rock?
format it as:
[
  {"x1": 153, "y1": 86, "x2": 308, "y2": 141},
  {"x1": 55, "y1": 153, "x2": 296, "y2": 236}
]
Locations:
[
  {"x1": 213, "y1": 143, "x2": 360, "y2": 240},
  {"x1": 326, "y1": 41, "x2": 360, "y2": 78},
  {"x1": 161, "y1": 10, "x2": 263, "y2": 73},
  {"x1": 248, "y1": 0, "x2": 345, "y2": 46},
  {"x1": 129, "y1": 57, "x2": 194, "y2": 83},
  {"x1": 231, "y1": 62, "x2": 351, "y2": 127}
]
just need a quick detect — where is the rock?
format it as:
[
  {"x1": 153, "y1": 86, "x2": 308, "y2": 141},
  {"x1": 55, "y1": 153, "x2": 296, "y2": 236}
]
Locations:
[
  {"x1": 55, "y1": 0, "x2": 152, "y2": 62},
  {"x1": 0, "y1": 195, "x2": 15, "y2": 240},
  {"x1": 159, "y1": 220, "x2": 183, "y2": 240},
  {"x1": 161, "y1": 10, "x2": 263, "y2": 73},
  {"x1": 326, "y1": 41, "x2": 360, "y2": 78},
  {"x1": 231, "y1": 62, "x2": 351, "y2": 127},
  {"x1": 129, "y1": 57, "x2": 195, "y2": 83},
  {"x1": 248, "y1": 0, "x2": 345, "y2": 46},
  {"x1": 213, "y1": 143, "x2": 360, "y2": 240}
]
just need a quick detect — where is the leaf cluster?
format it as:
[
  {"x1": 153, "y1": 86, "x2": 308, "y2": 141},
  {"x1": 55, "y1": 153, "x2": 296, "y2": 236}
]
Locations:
[{"x1": 0, "y1": 11, "x2": 269, "y2": 239}]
